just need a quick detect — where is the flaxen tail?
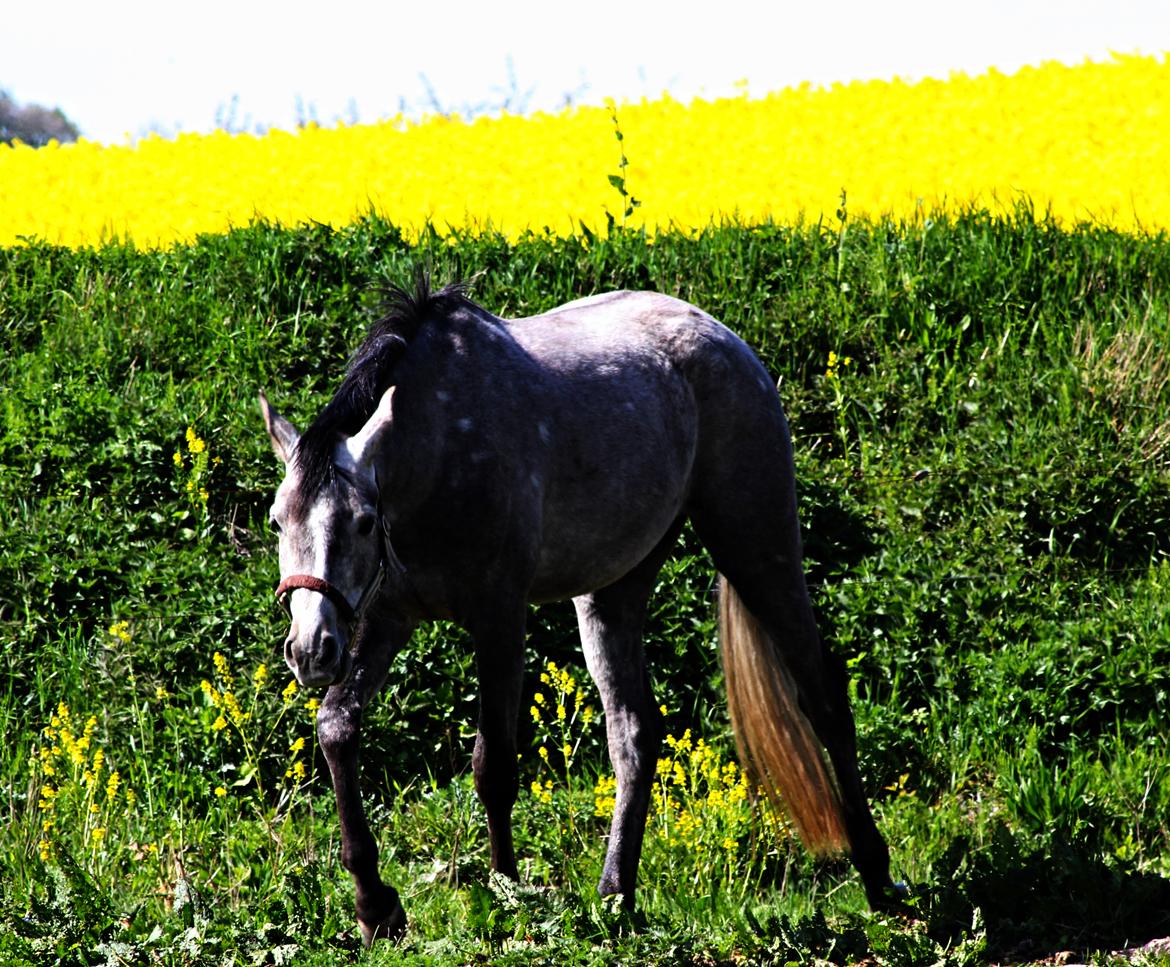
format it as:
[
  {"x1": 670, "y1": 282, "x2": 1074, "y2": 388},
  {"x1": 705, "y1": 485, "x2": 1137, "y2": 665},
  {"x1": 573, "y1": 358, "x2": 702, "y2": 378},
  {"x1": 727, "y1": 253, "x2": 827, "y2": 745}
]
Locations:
[{"x1": 718, "y1": 576, "x2": 849, "y2": 855}]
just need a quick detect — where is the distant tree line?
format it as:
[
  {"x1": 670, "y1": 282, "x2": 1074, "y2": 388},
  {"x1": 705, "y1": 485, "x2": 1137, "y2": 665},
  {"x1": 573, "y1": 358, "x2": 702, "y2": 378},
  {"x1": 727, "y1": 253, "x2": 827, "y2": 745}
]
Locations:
[{"x1": 1, "y1": 91, "x2": 80, "y2": 146}]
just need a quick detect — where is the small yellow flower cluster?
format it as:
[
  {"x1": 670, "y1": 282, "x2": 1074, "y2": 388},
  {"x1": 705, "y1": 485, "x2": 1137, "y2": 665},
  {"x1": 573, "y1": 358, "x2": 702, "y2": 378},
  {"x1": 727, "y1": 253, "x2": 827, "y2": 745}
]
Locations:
[
  {"x1": 198, "y1": 651, "x2": 318, "y2": 804},
  {"x1": 593, "y1": 719, "x2": 782, "y2": 891},
  {"x1": 33, "y1": 702, "x2": 135, "y2": 862},
  {"x1": 201, "y1": 652, "x2": 250, "y2": 736},
  {"x1": 884, "y1": 772, "x2": 915, "y2": 800},
  {"x1": 108, "y1": 620, "x2": 132, "y2": 644},
  {"x1": 285, "y1": 736, "x2": 308, "y2": 782},
  {"x1": 593, "y1": 774, "x2": 618, "y2": 819},
  {"x1": 173, "y1": 425, "x2": 214, "y2": 510},
  {"x1": 185, "y1": 426, "x2": 205, "y2": 455},
  {"x1": 529, "y1": 660, "x2": 594, "y2": 771},
  {"x1": 646, "y1": 729, "x2": 753, "y2": 849},
  {"x1": 825, "y1": 351, "x2": 853, "y2": 381},
  {"x1": 527, "y1": 659, "x2": 598, "y2": 857},
  {"x1": 530, "y1": 778, "x2": 554, "y2": 805}
]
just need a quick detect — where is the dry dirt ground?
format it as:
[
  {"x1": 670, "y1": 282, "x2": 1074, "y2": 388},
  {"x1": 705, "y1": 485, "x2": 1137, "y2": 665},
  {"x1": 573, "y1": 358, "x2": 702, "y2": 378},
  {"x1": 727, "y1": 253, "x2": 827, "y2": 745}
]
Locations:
[{"x1": 1022, "y1": 936, "x2": 1170, "y2": 966}]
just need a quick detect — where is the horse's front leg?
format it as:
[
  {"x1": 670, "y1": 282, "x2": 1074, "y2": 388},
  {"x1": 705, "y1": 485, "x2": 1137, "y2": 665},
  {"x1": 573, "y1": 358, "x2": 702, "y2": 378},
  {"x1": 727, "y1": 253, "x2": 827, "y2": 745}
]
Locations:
[
  {"x1": 315, "y1": 608, "x2": 415, "y2": 945},
  {"x1": 468, "y1": 606, "x2": 527, "y2": 879}
]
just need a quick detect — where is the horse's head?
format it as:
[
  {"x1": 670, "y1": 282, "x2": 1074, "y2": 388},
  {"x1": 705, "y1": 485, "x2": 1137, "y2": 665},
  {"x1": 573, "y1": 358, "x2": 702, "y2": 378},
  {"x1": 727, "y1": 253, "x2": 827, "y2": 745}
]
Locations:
[{"x1": 260, "y1": 389, "x2": 396, "y2": 688}]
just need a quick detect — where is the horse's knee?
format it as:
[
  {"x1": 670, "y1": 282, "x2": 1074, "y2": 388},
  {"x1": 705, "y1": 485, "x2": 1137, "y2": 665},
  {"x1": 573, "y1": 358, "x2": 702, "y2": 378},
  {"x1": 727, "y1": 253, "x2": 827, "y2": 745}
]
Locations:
[
  {"x1": 316, "y1": 703, "x2": 360, "y2": 763},
  {"x1": 472, "y1": 739, "x2": 519, "y2": 810}
]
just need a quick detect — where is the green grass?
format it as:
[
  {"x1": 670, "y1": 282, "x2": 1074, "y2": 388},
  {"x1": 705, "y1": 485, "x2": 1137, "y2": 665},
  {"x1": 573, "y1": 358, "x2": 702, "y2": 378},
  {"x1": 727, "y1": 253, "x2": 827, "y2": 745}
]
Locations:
[{"x1": 2, "y1": 208, "x2": 1170, "y2": 964}]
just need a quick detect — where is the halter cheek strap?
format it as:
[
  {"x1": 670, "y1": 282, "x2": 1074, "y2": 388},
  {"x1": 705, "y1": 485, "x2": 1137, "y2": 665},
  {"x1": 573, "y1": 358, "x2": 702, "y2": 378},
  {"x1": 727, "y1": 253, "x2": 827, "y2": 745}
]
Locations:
[{"x1": 276, "y1": 574, "x2": 357, "y2": 625}]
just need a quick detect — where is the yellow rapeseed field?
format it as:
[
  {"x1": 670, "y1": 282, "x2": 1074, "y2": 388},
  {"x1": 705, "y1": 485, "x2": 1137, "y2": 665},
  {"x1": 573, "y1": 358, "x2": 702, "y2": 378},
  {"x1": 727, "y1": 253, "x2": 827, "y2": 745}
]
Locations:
[{"x1": 2, "y1": 53, "x2": 1167, "y2": 248}]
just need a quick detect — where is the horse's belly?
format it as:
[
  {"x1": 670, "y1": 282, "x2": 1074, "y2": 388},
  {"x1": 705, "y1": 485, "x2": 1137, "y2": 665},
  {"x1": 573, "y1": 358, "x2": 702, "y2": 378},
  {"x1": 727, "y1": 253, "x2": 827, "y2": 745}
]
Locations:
[{"x1": 527, "y1": 459, "x2": 690, "y2": 602}]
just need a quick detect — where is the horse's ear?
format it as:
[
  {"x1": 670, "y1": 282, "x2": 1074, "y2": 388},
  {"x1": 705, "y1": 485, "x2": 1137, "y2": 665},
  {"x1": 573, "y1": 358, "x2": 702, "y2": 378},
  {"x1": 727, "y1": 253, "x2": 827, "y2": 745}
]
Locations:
[
  {"x1": 259, "y1": 392, "x2": 300, "y2": 464},
  {"x1": 346, "y1": 387, "x2": 396, "y2": 469}
]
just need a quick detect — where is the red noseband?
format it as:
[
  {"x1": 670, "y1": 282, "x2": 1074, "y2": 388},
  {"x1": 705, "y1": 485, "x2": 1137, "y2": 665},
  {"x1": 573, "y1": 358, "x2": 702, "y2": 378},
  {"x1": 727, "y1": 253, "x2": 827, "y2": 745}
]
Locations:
[{"x1": 275, "y1": 574, "x2": 356, "y2": 625}]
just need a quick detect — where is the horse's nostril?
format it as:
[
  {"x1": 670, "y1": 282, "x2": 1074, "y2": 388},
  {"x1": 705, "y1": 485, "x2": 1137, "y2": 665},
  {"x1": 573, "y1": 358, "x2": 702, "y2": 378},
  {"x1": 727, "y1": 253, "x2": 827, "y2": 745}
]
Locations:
[{"x1": 318, "y1": 634, "x2": 338, "y2": 666}]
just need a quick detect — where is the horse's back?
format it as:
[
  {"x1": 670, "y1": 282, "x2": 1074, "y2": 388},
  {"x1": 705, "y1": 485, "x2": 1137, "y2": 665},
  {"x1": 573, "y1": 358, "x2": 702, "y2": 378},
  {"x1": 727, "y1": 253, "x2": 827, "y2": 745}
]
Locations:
[
  {"x1": 517, "y1": 290, "x2": 732, "y2": 358},
  {"x1": 515, "y1": 289, "x2": 786, "y2": 446},
  {"x1": 500, "y1": 291, "x2": 792, "y2": 600}
]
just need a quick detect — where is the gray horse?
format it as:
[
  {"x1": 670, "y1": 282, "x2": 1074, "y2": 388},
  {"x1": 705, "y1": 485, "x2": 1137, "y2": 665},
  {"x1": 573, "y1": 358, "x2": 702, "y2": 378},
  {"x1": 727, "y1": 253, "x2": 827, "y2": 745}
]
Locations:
[{"x1": 261, "y1": 279, "x2": 901, "y2": 943}]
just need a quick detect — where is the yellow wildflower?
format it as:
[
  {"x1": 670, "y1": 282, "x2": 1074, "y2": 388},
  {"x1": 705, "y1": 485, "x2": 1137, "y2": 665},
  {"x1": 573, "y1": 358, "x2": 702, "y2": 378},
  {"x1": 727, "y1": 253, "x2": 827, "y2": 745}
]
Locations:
[
  {"x1": 212, "y1": 651, "x2": 232, "y2": 682},
  {"x1": 222, "y1": 690, "x2": 246, "y2": 726},
  {"x1": 594, "y1": 775, "x2": 618, "y2": 819}
]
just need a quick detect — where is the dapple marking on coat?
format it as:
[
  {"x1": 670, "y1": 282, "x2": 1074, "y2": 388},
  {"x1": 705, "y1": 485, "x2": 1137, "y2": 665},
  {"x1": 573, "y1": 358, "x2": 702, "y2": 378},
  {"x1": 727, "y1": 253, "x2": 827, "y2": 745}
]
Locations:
[{"x1": 261, "y1": 279, "x2": 903, "y2": 943}]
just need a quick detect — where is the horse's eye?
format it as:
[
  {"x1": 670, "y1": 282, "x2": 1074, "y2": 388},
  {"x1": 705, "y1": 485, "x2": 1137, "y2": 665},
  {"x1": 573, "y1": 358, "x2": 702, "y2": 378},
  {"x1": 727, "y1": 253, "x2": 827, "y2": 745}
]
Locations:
[{"x1": 356, "y1": 514, "x2": 376, "y2": 537}]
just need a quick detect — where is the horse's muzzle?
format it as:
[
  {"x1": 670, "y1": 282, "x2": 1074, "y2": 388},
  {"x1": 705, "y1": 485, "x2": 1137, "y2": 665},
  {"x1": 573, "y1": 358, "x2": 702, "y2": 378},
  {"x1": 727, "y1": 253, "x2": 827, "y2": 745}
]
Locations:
[{"x1": 285, "y1": 628, "x2": 352, "y2": 688}]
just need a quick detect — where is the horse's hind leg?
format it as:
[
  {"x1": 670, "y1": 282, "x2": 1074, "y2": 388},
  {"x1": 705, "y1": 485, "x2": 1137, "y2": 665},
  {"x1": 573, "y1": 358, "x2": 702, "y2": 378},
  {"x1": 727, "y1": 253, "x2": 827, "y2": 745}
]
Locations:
[
  {"x1": 690, "y1": 464, "x2": 898, "y2": 907},
  {"x1": 317, "y1": 606, "x2": 415, "y2": 945},
  {"x1": 572, "y1": 529, "x2": 676, "y2": 906}
]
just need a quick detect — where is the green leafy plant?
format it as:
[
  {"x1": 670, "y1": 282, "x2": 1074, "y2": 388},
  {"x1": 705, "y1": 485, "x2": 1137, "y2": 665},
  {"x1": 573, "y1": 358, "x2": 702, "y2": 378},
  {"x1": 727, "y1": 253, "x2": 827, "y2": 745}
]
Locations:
[{"x1": 605, "y1": 101, "x2": 641, "y2": 231}]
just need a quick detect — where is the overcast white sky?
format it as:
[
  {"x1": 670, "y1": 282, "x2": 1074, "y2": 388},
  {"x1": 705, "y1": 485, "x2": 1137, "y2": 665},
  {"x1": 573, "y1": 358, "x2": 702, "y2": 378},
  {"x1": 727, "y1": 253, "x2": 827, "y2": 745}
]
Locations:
[{"x1": 4, "y1": 0, "x2": 1169, "y2": 144}]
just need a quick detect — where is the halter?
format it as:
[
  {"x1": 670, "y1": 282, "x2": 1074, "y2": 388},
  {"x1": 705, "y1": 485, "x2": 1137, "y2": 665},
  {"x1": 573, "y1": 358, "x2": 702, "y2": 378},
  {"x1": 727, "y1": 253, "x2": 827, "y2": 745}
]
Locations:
[
  {"x1": 274, "y1": 524, "x2": 389, "y2": 629},
  {"x1": 276, "y1": 573, "x2": 357, "y2": 624}
]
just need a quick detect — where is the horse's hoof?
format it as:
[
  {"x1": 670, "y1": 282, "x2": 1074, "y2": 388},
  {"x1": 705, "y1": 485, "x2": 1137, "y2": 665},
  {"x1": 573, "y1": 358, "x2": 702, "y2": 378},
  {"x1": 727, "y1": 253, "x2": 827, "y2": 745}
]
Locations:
[
  {"x1": 868, "y1": 879, "x2": 912, "y2": 913},
  {"x1": 358, "y1": 903, "x2": 407, "y2": 946}
]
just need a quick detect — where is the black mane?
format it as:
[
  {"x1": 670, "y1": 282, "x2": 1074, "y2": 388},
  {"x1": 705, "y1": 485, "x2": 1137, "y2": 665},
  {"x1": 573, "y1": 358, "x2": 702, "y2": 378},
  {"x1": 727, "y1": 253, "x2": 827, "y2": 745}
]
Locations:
[{"x1": 292, "y1": 275, "x2": 469, "y2": 511}]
